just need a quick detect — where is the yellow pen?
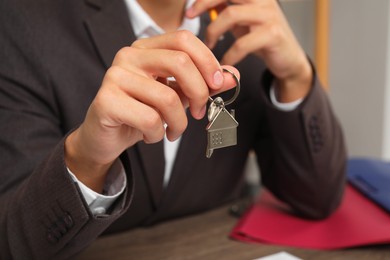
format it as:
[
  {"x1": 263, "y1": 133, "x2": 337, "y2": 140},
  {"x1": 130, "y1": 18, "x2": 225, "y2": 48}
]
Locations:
[
  {"x1": 209, "y1": 8, "x2": 218, "y2": 22},
  {"x1": 209, "y1": 8, "x2": 224, "y2": 42}
]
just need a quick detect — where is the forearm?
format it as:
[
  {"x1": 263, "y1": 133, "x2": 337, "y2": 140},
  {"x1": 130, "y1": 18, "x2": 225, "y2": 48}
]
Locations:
[
  {"x1": 274, "y1": 55, "x2": 312, "y2": 103},
  {"x1": 258, "y1": 71, "x2": 347, "y2": 219},
  {"x1": 0, "y1": 139, "x2": 132, "y2": 259},
  {"x1": 65, "y1": 128, "x2": 113, "y2": 193}
]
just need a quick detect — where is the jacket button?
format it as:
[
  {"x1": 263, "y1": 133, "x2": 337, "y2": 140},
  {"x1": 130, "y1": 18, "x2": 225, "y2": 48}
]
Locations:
[
  {"x1": 47, "y1": 231, "x2": 58, "y2": 244},
  {"x1": 57, "y1": 219, "x2": 67, "y2": 235},
  {"x1": 63, "y1": 213, "x2": 74, "y2": 229},
  {"x1": 51, "y1": 226, "x2": 62, "y2": 239}
]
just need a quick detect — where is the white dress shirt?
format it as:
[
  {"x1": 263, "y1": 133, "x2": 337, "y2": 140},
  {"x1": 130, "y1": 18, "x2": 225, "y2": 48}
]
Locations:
[{"x1": 70, "y1": 0, "x2": 303, "y2": 215}]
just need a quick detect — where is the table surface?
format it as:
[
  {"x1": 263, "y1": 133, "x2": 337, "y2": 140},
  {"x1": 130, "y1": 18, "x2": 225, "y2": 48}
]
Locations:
[{"x1": 77, "y1": 201, "x2": 390, "y2": 260}]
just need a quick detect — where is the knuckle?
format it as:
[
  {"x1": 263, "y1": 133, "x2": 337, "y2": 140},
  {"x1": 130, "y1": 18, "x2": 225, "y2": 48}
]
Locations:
[
  {"x1": 142, "y1": 111, "x2": 162, "y2": 131},
  {"x1": 190, "y1": 89, "x2": 209, "y2": 107},
  {"x1": 92, "y1": 92, "x2": 105, "y2": 109},
  {"x1": 268, "y1": 24, "x2": 282, "y2": 40},
  {"x1": 92, "y1": 88, "x2": 113, "y2": 114},
  {"x1": 131, "y1": 38, "x2": 146, "y2": 49},
  {"x1": 195, "y1": 86, "x2": 209, "y2": 101},
  {"x1": 105, "y1": 66, "x2": 125, "y2": 84},
  {"x1": 224, "y1": 6, "x2": 235, "y2": 19},
  {"x1": 172, "y1": 51, "x2": 192, "y2": 69},
  {"x1": 174, "y1": 30, "x2": 194, "y2": 45},
  {"x1": 144, "y1": 130, "x2": 164, "y2": 144},
  {"x1": 114, "y1": 46, "x2": 134, "y2": 63},
  {"x1": 163, "y1": 88, "x2": 180, "y2": 108}
]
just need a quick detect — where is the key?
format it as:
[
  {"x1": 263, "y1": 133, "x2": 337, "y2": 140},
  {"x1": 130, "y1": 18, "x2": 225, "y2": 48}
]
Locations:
[
  {"x1": 206, "y1": 97, "x2": 239, "y2": 158},
  {"x1": 205, "y1": 68, "x2": 240, "y2": 158}
]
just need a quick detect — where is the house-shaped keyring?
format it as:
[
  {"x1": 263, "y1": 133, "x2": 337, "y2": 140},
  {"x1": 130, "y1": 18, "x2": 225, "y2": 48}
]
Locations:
[{"x1": 206, "y1": 106, "x2": 239, "y2": 158}]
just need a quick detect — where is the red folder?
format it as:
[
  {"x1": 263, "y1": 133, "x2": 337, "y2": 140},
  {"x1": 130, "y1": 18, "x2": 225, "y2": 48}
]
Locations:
[{"x1": 230, "y1": 185, "x2": 390, "y2": 249}]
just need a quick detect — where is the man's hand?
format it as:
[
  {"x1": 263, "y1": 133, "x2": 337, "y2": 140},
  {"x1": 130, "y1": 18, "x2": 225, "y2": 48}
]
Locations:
[
  {"x1": 187, "y1": 0, "x2": 312, "y2": 103},
  {"x1": 64, "y1": 31, "x2": 239, "y2": 192}
]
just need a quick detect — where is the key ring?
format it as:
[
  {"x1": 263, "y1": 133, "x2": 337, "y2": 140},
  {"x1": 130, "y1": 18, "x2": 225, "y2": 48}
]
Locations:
[{"x1": 208, "y1": 68, "x2": 240, "y2": 106}]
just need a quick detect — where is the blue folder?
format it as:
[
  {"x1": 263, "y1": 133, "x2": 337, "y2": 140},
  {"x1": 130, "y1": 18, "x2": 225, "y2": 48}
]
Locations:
[{"x1": 347, "y1": 158, "x2": 390, "y2": 213}]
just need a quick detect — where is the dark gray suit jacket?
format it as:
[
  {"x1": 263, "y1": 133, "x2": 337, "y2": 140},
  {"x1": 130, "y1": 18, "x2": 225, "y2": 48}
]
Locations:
[{"x1": 0, "y1": 0, "x2": 347, "y2": 258}]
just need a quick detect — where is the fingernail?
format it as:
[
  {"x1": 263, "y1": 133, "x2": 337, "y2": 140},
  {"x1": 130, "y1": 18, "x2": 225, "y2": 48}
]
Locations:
[{"x1": 213, "y1": 70, "x2": 223, "y2": 87}]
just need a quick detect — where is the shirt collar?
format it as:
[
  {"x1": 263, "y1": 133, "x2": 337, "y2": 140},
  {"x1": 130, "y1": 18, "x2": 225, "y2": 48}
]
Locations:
[{"x1": 125, "y1": 0, "x2": 200, "y2": 39}]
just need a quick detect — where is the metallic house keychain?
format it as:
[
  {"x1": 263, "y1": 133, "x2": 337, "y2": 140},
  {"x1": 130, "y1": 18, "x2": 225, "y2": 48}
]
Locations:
[{"x1": 206, "y1": 68, "x2": 240, "y2": 158}]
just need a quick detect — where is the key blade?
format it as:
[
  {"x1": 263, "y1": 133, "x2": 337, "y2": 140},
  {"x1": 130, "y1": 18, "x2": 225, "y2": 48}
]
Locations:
[{"x1": 206, "y1": 148, "x2": 214, "y2": 158}]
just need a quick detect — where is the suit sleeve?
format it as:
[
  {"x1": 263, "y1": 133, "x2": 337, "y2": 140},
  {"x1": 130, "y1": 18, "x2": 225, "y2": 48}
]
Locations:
[
  {"x1": 0, "y1": 2, "x2": 133, "y2": 259},
  {"x1": 255, "y1": 67, "x2": 347, "y2": 219}
]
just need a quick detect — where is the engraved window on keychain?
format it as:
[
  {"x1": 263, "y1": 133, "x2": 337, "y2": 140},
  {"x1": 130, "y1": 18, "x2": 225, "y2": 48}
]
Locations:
[{"x1": 206, "y1": 68, "x2": 240, "y2": 158}]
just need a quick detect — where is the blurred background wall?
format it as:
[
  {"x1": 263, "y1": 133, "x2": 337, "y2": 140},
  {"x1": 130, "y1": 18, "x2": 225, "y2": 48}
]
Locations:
[
  {"x1": 244, "y1": 0, "x2": 390, "y2": 189},
  {"x1": 282, "y1": 0, "x2": 390, "y2": 160},
  {"x1": 329, "y1": 0, "x2": 390, "y2": 160}
]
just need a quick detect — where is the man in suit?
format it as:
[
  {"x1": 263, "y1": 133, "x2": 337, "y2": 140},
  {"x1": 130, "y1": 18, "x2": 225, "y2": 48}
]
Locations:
[{"x1": 0, "y1": 0, "x2": 346, "y2": 258}]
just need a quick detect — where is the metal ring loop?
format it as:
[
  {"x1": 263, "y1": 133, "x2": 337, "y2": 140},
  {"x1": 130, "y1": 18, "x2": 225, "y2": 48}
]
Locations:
[{"x1": 208, "y1": 68, "x2": 240, "y2": 106}]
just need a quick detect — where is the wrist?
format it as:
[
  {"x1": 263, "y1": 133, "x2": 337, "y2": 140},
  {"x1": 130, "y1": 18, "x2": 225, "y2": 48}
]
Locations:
[
  {"x1": 65, "y1": 128, "x2": 113, "y2": 193},
  {"x1": 274, "y1": 58, "x2": 312, "y2": 103}
]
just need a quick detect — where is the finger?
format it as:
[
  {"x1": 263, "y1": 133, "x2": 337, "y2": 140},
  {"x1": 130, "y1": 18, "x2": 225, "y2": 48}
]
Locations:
[
  {"x1": 97, "y1": 85, "x2": 166, "y2": 144},
  {"x1": 141, "y1": 48, "x2": 210, "y2": 119},
  {"x1": 114, "y1": 47, "x2": 210, "y2": 119},
  {"x1": 105, "y1": 66, "x2": 188, "y2": 141},
  {"x1": 206, "y1": 4, "x2": 269, "y2": 49},
  {"x1": 186, "y1": 0, "x2": 265, "y2": 19},
  {"x1": 133, "y1": 50, "x2": 240, "y2": 93},
  {"x1": 218, "y1": 65, "x2": 241, "y2": 93},
  {"x1": 166, "y1": 65, "x2": 241, "y2": 106},
  {"x1": 186, "y1": 0, "x2": 228, "y2": 18},
  {"x1": 131, "y1": 31, "x2": 224, "y2": 90},
  {"x1": 113, "y1": 47, "x2": 209, "y2": 118},
  {"x1": 221, "y1": 27, "x2": 271, "y2": 65}
]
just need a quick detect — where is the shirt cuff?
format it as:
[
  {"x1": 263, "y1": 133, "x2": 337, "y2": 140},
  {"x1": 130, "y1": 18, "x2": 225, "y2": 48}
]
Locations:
[
  {"x1": 68, "y1": 159, "x2": 127, "y2": 216},
  {"x1": 269, "y1": 85, "x2": 303, "y2": 112}
]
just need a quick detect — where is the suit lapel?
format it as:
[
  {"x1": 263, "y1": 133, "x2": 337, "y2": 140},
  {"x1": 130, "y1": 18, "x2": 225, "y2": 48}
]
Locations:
[
  {"x1": 84, "y1": 0, "x2": 135, "y2": 68},
  {"x1": 169, "y1": 115, "x2": 208, "y2": 185},
  {"x1": 136, "y1": 141, "x2": 165, "y2": 207}
]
